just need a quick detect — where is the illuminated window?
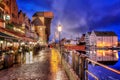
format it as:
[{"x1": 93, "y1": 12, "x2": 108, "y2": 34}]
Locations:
[{"x1": 40, "y1": 28, "x2": 42, "y2": 30}]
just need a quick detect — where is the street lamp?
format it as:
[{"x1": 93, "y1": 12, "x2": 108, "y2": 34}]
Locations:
[{"x1": 57, "y1": 24, "x2": 62, "y2": 64}]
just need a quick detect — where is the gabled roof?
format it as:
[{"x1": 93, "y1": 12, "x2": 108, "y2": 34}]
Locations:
[
  {"x1": 94, "y1": 31, "x2": 117, "y2": 36},
  {"x1": 33, "y1": 12, "x2": 44, "y2": 17},
  {"x1": 31, "y1": 18, "x2": 44, "y2": 26},
  {"x1": 33, "y1": 12, "x2": 53, "y2": 18},
  {"x1": 80, "y1": 34, "x2": 85, "y2": 41}
]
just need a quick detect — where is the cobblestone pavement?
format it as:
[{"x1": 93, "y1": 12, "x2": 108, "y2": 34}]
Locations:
[{"x1": 0, "y1": 48, "x2": 68, "y2": 80}]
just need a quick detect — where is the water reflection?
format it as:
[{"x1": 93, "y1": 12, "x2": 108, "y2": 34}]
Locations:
[{"x1": 86, "y1": 50, "x2": 119, "y2": 62}]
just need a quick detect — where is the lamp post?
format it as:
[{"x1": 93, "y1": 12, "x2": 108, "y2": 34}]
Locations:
[{"x1": 57, "y1": 24, "x2": 62, "y2": 64}]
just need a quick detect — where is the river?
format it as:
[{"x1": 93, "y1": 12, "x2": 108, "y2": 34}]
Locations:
[{"x1": 64, "y1": 50, "x2": 120, "y2": 80}]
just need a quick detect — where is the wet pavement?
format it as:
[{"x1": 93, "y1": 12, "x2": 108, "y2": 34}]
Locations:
[{"x1": 0, "y1": 48, "x2": 68, "y2": 80}]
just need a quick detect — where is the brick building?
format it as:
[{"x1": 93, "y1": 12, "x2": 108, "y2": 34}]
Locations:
[
  {"x1": 18, "y1": 10, "x2": 25, "y2": 25},
  {"x1": 32, "y1": 12, "x2": 53, "y2": 45},
  {"x1": 3, "y1": 0, "x2": 18, "y2": 24}
]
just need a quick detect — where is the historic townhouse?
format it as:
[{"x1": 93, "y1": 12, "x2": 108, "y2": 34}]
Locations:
[
  {"x1": 85, "y1": 31, "x2": 118, "y2": 62},
  {"x1": 85, "y1": 31, "x2": 118, "y2": 48}
]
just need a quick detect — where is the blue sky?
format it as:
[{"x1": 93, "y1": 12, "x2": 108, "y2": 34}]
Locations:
[{"x1": 17, "y1": 0, "x2": 120, "y2": 41}]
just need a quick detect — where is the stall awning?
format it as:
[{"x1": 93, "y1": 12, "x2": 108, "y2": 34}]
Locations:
[
  {"x1": 0, "y1": 32, "x2": 18, "y2": 42},
  {"x1": 0, "y1": 27, "x2": 36, "y2": 42}
]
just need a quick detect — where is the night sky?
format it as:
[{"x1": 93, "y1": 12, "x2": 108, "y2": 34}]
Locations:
[{"x1": 17, "y1": 0, "x2": 120, "y2": 41}]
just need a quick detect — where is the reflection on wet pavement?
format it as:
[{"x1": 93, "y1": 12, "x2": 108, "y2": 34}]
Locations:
[
  {"x1": 0, "y1": 49, "x2": 68, "y2": 80},
  {"x1": 25, "y1": 51, "x2": 33, "y2": 64},
  {"x1": 49, "y1": 49, "x2": 68, "y2": 80}
]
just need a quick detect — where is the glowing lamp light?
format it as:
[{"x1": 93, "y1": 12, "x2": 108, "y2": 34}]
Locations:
[
  {"x1": 0, "y1": 41, "x2": 3, "y2": 44},
  {"x1": 29, "y1": 42, "x2": 32, "y2": 44},
  {"x1": 22, "y1": 23, "x2": 25, "y2": 27},
  {"x1": 9, "y1": 43, "x2": 13, "y2": 46},
  {"x1": 21, "y1": 42, "x2": 25, "y2": 45},
  {"x1": 7, "y1": 42, "x2": 10, "y2": 46},
  {"x1": 58, "y1": 24, "x2": 62, "y2": 32}
]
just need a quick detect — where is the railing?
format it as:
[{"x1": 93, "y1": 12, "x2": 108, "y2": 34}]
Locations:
[{"x1": 62, "y1": 48, "x2": 120, "y2": 80}]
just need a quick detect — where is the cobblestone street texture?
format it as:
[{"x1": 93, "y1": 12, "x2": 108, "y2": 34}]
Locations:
[{"x1": 0, "y1": 48, "x2": 68, "y2": 80}]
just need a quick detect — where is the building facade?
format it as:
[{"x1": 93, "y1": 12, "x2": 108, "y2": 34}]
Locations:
[
  {"x1": 85, "y1": 31, "x2": 118, "y2": 62},
  {"x1": 0, "y1": 0, "x2": 19, "y2": 29},
  {"x1": 85, "y1": 31, "x2": 118, "y2": 48},
  {"x1": 0, "y1": 0, "x2": 10, "y2": 28},
  {"x1": 78, "y1": 34, "x2": 85, "y2": 45},
  {"x1": 4, "y1": 0, "x2": 18, "y2": 24},
  {"x1": 0, "y1": 3, "x2": 5, "y2": 27},
  {"x1": 32, "y1": 12, "x2": 53, "y2": 45},
  {"x1": 0, "y1": 0, "x2": 37, "y2": 42}
]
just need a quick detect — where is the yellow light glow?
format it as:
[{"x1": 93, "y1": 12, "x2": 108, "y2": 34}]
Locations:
[
  {"x1": 97, "y1": 41, "x2": 115, "y2": 47},
  {"x1": 115, "y1": 53, "x2": 119, "y2": 59},
  {"x1": 7, "y1": 42, "x2": 10, "y2": 46},
  {"x1": 29, "y1": 42, "x2": 32, "y2": 44},
  {"x1": 103, "y1": 52, "x2": 105, "y2": 56},
  {"x1": 0, "y1": 41, "x2": 3, "y2": 44},
  {"x1": 21, "y1": 42, "x2": 25, "y2": 45},
  {"x1": 50, "y1": 49, "x2": 60, "y2": 75},
  {"x1": 58, "y1": 25, "x2": 62, "y2": 32}
]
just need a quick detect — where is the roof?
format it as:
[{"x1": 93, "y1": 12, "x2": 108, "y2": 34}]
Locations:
[
  {"x1": 94, "y1": 31, "x2": 117, "y2": 36},
  {"x1": 80, "y1": 34, "x2": 85, "y2": 42},
  {"x1": 31, "y1": 18, "x2": 44, "y2": 26},
  {"x1": 33, "y1": 12, "x2": 53, "y2": 18},
  {"x1": 86, "y1": 32, "x2": 91, "y2": 35}
]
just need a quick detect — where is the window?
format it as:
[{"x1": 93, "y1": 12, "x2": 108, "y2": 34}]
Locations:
[
  {"x1": 14, "y1": 7, "x2": 16, "y2": 11},
  {"x1": 40, "y1": 28, "x2": 42, "y2": 30},
  {"x1": 6, "y1": 1, "x2": 10, "y2": 6},
  {"x1": 0, "y1": 12, "x2": 3, "y2": 19},
  {"x1": 12, "y1": 13, "x2": 15, "y2": 17}
]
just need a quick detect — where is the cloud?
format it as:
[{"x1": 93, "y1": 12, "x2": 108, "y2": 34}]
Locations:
[
  {"x1": 17, "y1": 0, "x2": 120, "y2": 40},
  {"x1": 50, "y1": 0, "x2": 91, "y2": 38},
  {"x1": 50, "y1": 0, "x2": 120, "y2": 39},
  {"x1": 89, "y1": 14, "x2": 120, "y2": 30}
]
